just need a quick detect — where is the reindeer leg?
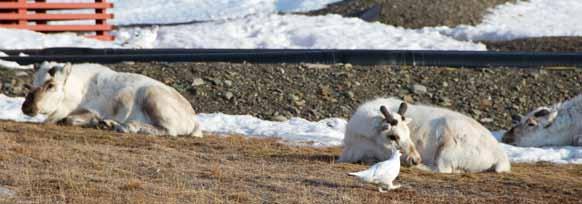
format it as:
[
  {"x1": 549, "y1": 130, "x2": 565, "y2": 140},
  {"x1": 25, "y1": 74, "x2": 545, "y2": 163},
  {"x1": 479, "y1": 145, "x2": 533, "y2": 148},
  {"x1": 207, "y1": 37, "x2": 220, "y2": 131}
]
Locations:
[
  {"x1": 58, "y1": 109, "x2": 102, "y2": 127},
  {"x1": 105, "y1": 120, "x2": 168, "y2": 136}
]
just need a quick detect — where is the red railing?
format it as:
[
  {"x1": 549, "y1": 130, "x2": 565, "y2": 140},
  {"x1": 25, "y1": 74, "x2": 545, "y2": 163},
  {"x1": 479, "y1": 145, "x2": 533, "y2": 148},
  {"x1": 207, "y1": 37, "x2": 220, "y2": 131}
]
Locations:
[{"x1": 0, "y1": 0, "x2": 114, "y2": 41}]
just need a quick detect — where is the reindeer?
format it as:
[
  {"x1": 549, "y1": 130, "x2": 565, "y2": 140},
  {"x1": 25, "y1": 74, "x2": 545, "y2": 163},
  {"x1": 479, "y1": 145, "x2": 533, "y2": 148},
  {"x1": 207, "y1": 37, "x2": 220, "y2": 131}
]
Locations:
[
  {"x1": 503, "y1": 94, "x2": 582, "y2": 147},
  {"x1": 340, "y1": 97, "x2": 510, "y2": 173},
  {"x1": 21, "y1": 62, "x2": 202, "y2": 137},
  {"x1": 338, "y1": 100, "x2": 422, "y2": 167}
]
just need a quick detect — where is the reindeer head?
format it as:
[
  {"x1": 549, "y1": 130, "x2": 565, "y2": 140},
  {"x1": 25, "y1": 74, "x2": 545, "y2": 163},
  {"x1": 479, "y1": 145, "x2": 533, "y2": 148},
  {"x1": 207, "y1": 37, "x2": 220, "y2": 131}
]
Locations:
[
  {"x1": 21, "y1": 62, "x2": 72, "y2": 117},
  {"x1": 378, "y1": 103, "x2": 421, "y2": 166},
  {"x1": 503, "y1": 106, "x2": 558, "y2": 146}
]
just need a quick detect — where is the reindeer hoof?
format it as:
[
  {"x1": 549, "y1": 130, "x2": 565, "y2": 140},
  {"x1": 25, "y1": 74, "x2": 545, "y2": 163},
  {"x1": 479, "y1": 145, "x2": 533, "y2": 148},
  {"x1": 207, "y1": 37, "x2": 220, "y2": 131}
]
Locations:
[{"x1": 98, "y1": 120, "x2": 122, "y2": 131}]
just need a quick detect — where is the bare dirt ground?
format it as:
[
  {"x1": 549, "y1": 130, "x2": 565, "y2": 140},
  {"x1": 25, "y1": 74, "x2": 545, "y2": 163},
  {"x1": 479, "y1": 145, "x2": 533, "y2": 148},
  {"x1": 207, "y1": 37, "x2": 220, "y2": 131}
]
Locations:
[{"x1": 0, "y1": 121, "x2": 580, "y2": 204}]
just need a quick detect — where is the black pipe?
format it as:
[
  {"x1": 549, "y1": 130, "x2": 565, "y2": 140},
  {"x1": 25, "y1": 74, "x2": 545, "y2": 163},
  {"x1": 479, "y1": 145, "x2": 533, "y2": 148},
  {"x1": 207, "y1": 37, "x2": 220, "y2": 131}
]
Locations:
[{"x1": 1, "y1": 48, "x2": 582, "y2": 68}]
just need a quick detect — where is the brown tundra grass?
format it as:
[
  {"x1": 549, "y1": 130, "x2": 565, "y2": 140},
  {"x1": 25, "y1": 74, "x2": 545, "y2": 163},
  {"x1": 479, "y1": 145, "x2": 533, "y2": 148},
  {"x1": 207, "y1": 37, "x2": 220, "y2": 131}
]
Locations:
[{"x1": 0, "y1": 120, "x2": 581, "y2": 204}]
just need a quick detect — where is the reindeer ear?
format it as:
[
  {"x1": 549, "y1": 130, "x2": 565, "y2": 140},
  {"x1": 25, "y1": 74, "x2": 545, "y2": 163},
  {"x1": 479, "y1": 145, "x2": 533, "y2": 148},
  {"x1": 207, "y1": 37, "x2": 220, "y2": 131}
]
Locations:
[
  {"x1": 380, "y1": 105, "x2": 398, "y2": 126},
  {"x1": 398, "y1": 103, "x2": 408, "y2": 115},
  {"x1": 534, "y1": 109, "x2": 551, "y2": 117},
  {"x1": 50, "y1": 63, "x2": 72, "y2": 82}
]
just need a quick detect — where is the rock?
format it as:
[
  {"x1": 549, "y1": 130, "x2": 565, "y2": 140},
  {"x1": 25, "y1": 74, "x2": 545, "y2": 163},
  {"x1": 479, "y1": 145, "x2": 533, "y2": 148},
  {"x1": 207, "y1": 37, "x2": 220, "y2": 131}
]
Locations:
[
  {"x1": 302, "y1": 63, "x2": 331, "y2": 69},
  {"x1": 480, "y1": 118, "x2": 494, "y2": 123},
  {"x1": 319, "y1": 85, "x2": 333, "y2": 97},
  {"x1": 206, "y1": 78, "x2": 223, "y2": 86},
  {"x1": 410, "y1": 84, "x2": 428, "y2": 95},
  {"x1": 403, "y1": 95, "x2": 414, "y2": 103},
  {"x1": 191, "y1": 78, "x2": 205, "y2": 86},
  {"x1": 438, "y1": 97, "x2": 452, "y2": 106},
  {"x1": 122, "y1": 61, "x2": 136, "y2": 65},
  {"x1": 471, "y1": 109, "x2": 482, "y2": 116},
  {"x1": 223, "y1": 92, "x2": 234, "y2": 100},
  {"x1": 343, "y1": 63, "x2": 353, "y2": 70},
  {"x1": 15, "y1": 71, "x2": 28, "y2": 77},
  {"x1": 442, "y1": 82, "x2": 448, "y2": 87},
  {"x1": 0, "y1": 186, "x2": 15, "y2": 197},
  {"x1": 294, "y1": 100, "x2": 306, "y2": 107},
  {"x1": 344, "y1": 91, "x2": 355, "y2": 100},
  {"x1": 224, "y1": 80, "x2": 233, "y2": 87},
  {"x1": 288, "y1": 94, "x2": 301, "y2": 102},
  {"x1": 271, "y1": 115, "x2": 288, "y2": 122},
  {"x1": 479, "y1": 99, "x2": 493, "y2": 108}
]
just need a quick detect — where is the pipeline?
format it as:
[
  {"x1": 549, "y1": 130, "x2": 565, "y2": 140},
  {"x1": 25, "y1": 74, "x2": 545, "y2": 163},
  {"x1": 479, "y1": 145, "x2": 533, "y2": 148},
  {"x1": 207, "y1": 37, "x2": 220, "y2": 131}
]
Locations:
[{"x1": 1, "y1": 48, "x2": 581, "y2": 68}]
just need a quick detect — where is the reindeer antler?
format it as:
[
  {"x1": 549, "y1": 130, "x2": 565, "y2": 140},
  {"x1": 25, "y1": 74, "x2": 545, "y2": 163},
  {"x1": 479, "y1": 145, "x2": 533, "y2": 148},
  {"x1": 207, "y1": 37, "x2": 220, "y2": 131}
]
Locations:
[{"x1": 380, "y1": 105, "x2": 398, "y2": 126}]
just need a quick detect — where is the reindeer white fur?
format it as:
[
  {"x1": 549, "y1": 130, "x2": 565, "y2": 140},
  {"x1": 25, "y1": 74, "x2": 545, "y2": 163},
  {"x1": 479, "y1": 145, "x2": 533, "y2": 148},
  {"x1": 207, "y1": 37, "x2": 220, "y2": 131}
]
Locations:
[
  {"x1": 338, "y1": 100, "x2": 422, "y2": 166},
  {"x1": 504, "y1": 94, "x2": 582, "y2": 147},
  {"x1": 340, "y1": 97, "x2": 510, "y2": 173},
  {"x1": 22, "y1": 62, "x2": 202, "y2": 137}
]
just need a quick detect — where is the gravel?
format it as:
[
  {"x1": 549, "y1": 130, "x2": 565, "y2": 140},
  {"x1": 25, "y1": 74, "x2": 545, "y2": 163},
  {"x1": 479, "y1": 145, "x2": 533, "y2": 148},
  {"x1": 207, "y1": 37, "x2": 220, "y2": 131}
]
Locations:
[
  {"x1": 3, "y1": 62, "x2": 581, "y2": 131},
  {"x1": 307, "y1": 0, "x2": 517, "y2": 28}
]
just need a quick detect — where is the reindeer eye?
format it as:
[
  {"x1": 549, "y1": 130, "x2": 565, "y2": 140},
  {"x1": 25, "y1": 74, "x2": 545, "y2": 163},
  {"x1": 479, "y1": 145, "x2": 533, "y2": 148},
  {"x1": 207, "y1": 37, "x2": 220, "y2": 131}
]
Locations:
[
  {"x1": 47, "y1": 83, "x2": 56, "y2": 90},
  {"x1": 388, "y1": 135, "x2": 400, "y2": 141}
]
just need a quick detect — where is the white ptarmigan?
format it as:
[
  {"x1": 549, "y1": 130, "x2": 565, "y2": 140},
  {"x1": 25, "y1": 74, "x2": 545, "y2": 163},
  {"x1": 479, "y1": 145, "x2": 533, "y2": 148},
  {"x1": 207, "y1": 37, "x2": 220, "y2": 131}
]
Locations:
[{"x1": 348, "y1": 150, "x2": 402, "y2": 192}]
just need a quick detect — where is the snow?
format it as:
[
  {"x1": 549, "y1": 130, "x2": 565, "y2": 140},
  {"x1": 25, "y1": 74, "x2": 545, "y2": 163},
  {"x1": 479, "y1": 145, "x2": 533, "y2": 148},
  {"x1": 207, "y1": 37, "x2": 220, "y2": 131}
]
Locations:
[
  {"x1": 0, "y1": 94, "x2": 580, "y2": 164},
  {"x1": 195, "y1": 113, "x2": 346, "y2": 147},
  {"x1": 0, "y1": 28, "x2": 116, "y2": 50},
  {"x1": 0, "y1": 95, "x2": 45, "y2": 123},
  {"x1": 0, "y1": 52, "x2": 33, "y2": 69},
  {"x1": 276, "y1": 0, "x2": 342, "y2": 13},
  {"x1": 47, "y1": 0, "x2": 341, "y2": 25},
  {"x1": 432, "y1": 0, "x2": 582, "y2": 41},
  {"x1": 127, "y1": 14, "x2": 485, "y2": 50},
  {"x1": 0, "y1": 14, "x2": 486, "y2": 50},
  {"x1": 0, "y1": 0, "x2": 578, "y2": 50}
]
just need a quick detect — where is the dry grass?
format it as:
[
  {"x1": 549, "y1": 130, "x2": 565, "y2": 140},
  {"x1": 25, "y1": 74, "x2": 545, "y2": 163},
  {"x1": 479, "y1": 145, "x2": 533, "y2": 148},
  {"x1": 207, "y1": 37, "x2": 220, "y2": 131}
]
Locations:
[{"x1": 0, "y1": 120, "x2": 580, "y2": 204}]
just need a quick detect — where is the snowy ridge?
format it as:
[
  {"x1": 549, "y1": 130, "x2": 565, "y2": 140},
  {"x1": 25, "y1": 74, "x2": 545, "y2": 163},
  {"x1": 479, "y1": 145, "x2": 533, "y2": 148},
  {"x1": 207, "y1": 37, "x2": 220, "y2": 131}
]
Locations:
[
  {"x1": 1, "y1": 94, "x2": 580, "y2": 164},
  {"x1": 133, "y1": 14, "x2": 485, "y2": 50},
  {"x1": 47, "y1": 0, "x2": 342, "y2": 25},
  {"x1": 1, "y1": 0, "x2": 580, "y2": 50},
  {"x1": 431, "y1": 0, "x2": 582, "y2": 41}
]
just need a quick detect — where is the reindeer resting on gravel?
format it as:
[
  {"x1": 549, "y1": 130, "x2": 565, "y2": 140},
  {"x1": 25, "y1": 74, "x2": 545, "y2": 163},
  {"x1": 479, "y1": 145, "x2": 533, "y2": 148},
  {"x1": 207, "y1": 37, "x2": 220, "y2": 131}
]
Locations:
[
  {"x1": 340, "y1": 98, "x2": 510, "y2": 173},
  {"x1": 503, "y1": 94, "x2": 582, "y2": 147},
  {"x1": 21, "y1": 62, "x2": 203, "y2": 137}
]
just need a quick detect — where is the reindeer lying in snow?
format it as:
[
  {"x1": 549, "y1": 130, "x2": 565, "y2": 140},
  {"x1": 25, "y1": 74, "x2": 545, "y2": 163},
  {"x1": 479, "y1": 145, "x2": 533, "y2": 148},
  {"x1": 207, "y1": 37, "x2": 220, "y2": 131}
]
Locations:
[
  {"x1": 503, "y1": 94, "x2": 582, "y2": 147},
  {"x1": 340, "y1": 98, "x2": 510, "y2": 173},
  {"x1": 21, "y1": 62, "x2": 203, "y2": 137}
]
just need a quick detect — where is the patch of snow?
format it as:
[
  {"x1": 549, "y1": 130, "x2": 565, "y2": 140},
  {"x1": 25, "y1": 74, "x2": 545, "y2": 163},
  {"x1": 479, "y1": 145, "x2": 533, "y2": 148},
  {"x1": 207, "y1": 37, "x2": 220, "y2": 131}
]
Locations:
[
  {"x1": 195, "y1": 113, "x2": 346, "y2": 147},
  {"x1": 276, "y1": 0, "x2": 342, "y2": 13},
  {"x1": 0, "y1": 95, "x2": 45, "y2": 123},
  {"x1": 47, "y1": 0, "x2": 341, "y2": 25},
  {"x1": 1, "y1": 95, "x2": 580, "y2": 164},
  {"x1": 0, "y1": 28, "x2": 117, "y2": 49},
  {"x1": 0, "y1": 14, "x2": 484, "y2": 50},
  {"x1": 429, "y1": 0, "x2": 582, "y2": 41},
  {"x1": 125, "y1": 14, "x2": 485, "y2": 50}
]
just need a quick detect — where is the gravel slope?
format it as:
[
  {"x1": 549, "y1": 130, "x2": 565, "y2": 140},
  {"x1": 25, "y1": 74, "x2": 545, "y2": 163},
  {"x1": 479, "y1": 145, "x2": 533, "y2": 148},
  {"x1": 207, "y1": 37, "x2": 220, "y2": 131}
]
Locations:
[
  {"x1": 2, "y1": 63, "x2": 580, "y2": 131},
  {"x1": 307, "y1": 0, "x2": 516, "y2": 28}
]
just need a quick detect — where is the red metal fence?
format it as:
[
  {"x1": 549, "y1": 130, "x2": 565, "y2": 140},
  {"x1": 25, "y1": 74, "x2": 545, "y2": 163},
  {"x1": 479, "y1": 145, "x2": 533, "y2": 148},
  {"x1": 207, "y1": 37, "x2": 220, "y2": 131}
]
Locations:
[{"x1": 0, "y1": 0, "x2": 114, "y2": 41}]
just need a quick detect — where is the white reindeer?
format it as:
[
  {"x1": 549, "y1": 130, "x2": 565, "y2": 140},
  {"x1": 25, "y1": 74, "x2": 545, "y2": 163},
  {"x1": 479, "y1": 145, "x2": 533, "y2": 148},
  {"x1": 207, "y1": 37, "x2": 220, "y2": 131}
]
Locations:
[
  {"x1": 338, "y1": 100, "x2": 422, "y2": 167},
  {"x1": 21, "y1": 61, "x2": 202, "y2": 137},
  {"x1": 503, "y1": 94, "x2": 582, "y2": 147},
  {"x1": 340, "y1": 97, "x2": 510, "y2": 173}
]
